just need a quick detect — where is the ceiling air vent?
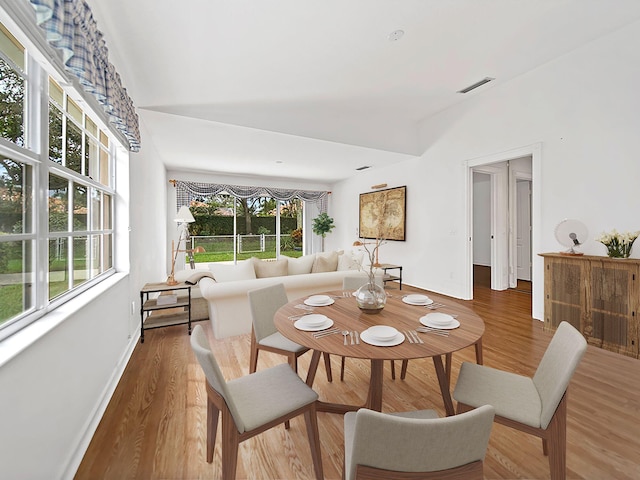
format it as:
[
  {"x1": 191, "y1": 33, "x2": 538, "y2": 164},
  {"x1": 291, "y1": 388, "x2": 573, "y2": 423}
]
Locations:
[
  {"x1": 356, "y1": 166, "x2": 371, "y2": 171},
  {"x1": 457, "y1": 77, "x2": 495, "y2": 94}
]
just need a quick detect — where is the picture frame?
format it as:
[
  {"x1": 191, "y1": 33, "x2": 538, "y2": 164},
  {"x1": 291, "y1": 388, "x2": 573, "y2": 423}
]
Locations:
[{"x1": 359, "y1": 186, "x2": 406, "y2": 241}]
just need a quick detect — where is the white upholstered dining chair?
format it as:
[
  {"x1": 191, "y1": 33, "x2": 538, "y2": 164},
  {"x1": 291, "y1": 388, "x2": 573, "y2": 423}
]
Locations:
[
  {"x1": 343, "y1": 405, "x2": 495, "y2": 480},
  {"x1": 190, "y1": 324, "x2": 324, "y2": 480},
  {"x1": 453, "y1": 321, "x2": 587, "y2": 480},
  {"x1": 248, "y1": 283, "x2": 333, "y2": 381}
]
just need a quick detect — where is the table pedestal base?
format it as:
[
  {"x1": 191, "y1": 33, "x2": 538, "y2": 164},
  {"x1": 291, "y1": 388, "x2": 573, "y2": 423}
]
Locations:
[{"x1": 305, "y1": 350, "x2": 455, "y2": 416}]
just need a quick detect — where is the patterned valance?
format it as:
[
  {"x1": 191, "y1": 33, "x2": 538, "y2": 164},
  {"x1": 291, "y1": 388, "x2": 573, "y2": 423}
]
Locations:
[
  {"x1": 28, "y1": 0, "x2": 141, "y2": 152},
  {"x1": 175, "y1": 181, "x2": 328, "y2": 213}
]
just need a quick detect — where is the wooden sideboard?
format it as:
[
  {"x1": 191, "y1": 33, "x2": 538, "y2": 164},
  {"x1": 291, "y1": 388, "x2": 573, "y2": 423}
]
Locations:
[{"x1": 540, "y1": 253, "x2": 639, "y2": 359}]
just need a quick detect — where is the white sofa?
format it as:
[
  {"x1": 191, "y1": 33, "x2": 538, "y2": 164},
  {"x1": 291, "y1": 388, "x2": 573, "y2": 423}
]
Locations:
[{"x1": 177, "y1": 250, "x2": 372, "y2": 339}]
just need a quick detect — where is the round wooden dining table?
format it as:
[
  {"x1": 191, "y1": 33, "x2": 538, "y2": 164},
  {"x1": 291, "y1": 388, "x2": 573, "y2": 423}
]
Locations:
[{"x1": 274, "y1": 290, "x2": 485, "y2": 416}]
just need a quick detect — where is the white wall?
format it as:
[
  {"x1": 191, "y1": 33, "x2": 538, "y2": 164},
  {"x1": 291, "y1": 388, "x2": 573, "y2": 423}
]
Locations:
[
  {"x1": 329, "y1": 19, "x2": 640, "y2": 321},
  {"x1": 0, "y1": 277, "x2": 131, "y2": 480}
]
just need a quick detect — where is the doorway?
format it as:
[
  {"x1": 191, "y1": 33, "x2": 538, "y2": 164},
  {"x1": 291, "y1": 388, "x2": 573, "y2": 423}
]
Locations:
[{"x1": 468, "y1": 152, "x2": 534, "y2": 298}]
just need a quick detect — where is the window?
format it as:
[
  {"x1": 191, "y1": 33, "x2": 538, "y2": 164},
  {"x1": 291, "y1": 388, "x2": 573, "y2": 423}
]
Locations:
[
  {"x1": 0, "y1": 20, "x2": 118, "y2": 339},
  {"x1": 188, "y1": 194, "x2": 303, "y2": 263},
  {"x1": 0, "y1": 156, "x2": 34, "y2": 323},
  {"x1": 46, "y1": 78, "x2": 114, "y2": 301},
  {"x1": 0, "y1": 23, "x2": 25, "y2": 148}
]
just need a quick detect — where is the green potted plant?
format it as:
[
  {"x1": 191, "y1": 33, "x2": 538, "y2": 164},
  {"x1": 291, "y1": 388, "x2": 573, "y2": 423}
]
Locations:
[{"x1": 312, "y1": 213, "x2": 335, "y2": 251}]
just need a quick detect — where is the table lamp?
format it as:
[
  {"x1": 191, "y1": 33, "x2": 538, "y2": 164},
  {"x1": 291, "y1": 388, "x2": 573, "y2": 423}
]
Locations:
[{"x1": 167, "y1": 206, "x2": 195, "y2": 285}]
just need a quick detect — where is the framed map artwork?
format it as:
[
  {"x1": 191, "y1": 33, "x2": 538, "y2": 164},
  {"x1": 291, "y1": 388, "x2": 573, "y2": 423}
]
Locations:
[{"x1": 359, "y1": 186, "x2": 406, "y2": 241}]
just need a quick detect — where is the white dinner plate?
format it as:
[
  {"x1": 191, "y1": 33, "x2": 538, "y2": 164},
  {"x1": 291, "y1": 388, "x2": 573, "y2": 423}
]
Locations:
[
  {"x1": 420, "y1": 314, "x2": 460, "y2": 330},
  {"x1": 296, "y1": 314, "x2": 329, "y2": 328},
  {"x1": 294, "y1": 318, "x2": 335, "y2": 331},
  {"x1": 360, "y1": 329, "x2": 405, "y2": 346},
  {"x1": 304, "y1": 297, "x2": 335, "y2": 307},
  {"x1": 402, "y1": 296, "x2": 433, "y2": 306},
  {"x1": 367, "y1": 325, "x2": 399, "y2": 341}
]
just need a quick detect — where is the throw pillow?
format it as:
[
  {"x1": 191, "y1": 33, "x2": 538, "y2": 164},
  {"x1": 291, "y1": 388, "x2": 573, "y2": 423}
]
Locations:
[
  {"x1": 337, "y1": 250, "x2": 365, "y2": 271},
  {"x1": 252, "y1": 257, "x2": 288, "y2": 278},
  {"x1": 311, "y1": 250, "x2": 339, "y2": 273},
  {"x1": 281, "y1": 254, "x2": 315, "y2": 275},
  {"x1": 173, "y1": 269, "x2": 210, "y2": 283},
  {"x1": 208, "y1": 260, "x2": 256, "y2": 282},
  {"x1": 184, "y1": 271, "x2": 216, "y2": 285}
]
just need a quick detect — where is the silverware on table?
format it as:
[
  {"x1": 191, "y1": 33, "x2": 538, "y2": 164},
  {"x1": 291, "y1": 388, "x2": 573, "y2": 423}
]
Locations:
[
  {"x1": 425, "y1": 302, "x2": 447, "y2": 309},
  {"x1": 405, "y1": 331, "x2": 414, "y2": 343},
  {"x1": 354, "y1": 331, "x2": 360, "y2": 344},
  {"x1": 412, "y1": 330, "x2": 424, "y2": 344},
  {"x1": 416, "y1": 327, "x2": 449, "y2": 337},
  {"x1": 294, "y1": 304, "x2": 316, "y2": 311},
  {"x1": 312, "y1": 328, "x2": 340, "y2": 338},
  {"x1": 350, "y1": 331, "x2": 355, "y2": 345}
]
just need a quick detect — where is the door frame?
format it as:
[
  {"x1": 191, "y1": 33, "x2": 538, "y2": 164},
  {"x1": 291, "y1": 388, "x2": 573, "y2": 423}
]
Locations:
[{"x1": 464, "y1": 143, "x2": 542, "y2": 310}]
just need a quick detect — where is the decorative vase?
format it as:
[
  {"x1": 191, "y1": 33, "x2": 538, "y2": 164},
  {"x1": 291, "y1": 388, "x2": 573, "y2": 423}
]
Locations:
[{"x1": 355, "y1": 281, "x2": 387, "y2": 314}]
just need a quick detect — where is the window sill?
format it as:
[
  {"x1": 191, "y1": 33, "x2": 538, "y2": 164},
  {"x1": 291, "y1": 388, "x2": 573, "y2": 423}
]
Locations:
[{"x1": 0, "y1": 272, "x2": 128, "y2": 369}]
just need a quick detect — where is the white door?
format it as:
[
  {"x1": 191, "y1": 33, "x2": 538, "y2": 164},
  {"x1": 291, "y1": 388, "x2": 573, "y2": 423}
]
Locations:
[
  {"x1": 516, "y1": 180, "x2": 532, "y2": 281},
  {"x1": 472, "y1": 163, "x2": 509, "y2": 291}
]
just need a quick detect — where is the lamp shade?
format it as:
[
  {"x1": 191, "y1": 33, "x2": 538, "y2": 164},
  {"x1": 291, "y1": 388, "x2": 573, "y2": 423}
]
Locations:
[{"x1": 174, "y1": 205, "x2": 195, "y2": 223}]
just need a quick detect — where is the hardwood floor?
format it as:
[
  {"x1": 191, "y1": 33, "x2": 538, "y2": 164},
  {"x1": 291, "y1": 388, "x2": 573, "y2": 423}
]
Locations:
[{"x1": 75, "y1": 283, "x2": 640, "y2": 480}]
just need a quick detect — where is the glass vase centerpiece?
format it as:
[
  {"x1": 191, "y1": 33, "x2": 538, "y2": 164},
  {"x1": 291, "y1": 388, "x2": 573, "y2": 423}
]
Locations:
[
  {"x1": 596, "y1": 229, "x2": 640, "y2": 258},
  {"x1": 353, "y1": 238, "x2": 386, "y2": 313}
]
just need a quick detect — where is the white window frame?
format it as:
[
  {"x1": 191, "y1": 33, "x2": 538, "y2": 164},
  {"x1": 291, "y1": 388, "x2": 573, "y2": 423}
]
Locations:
[{"x1": 0, "y1": 17, "x2": 120, "y2": 341}]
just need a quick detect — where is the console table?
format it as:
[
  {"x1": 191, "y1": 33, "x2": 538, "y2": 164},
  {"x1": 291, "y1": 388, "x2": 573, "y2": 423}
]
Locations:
[
  {"x1": 140, "y1": 282, "x2": 192, "y2": 343},
  {"x1": 540, "y1": 253, "x2": 639, "y2": 359},
  {"x1": 378, "y1": 263, "x2": 403, "y2": 290}
]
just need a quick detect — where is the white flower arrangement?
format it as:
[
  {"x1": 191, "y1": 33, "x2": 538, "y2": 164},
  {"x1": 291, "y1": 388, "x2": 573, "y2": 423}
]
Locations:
[{"x1": 596, "y1": 229, "x2": 640, "y2": 258}]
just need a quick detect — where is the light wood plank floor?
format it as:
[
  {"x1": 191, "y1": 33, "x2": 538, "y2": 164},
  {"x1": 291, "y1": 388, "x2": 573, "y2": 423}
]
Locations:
[{"x1": 75, "y1": 284, "x2": 640, "y2": 479}]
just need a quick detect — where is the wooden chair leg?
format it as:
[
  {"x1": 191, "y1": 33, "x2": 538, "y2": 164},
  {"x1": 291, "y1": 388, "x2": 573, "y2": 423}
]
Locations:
[
  {"x1": 206, "y1": 396, "x2": 219, "y2": 463},
  {"x1": 249, "y1": 334, "x2": 259, "y2": 374},
  {"x1": 340, "y1": 356, "x2": 346, "y2": 381},
  {"x1": 284, "y1": 353, "x2": 297, "y2": 429},
  {"x1": 445, "y1": 353, "x2": 452, "y2": 384},
  {"x1": 221, "y1": 408, "x2": 240, "y2": 480},
  {"x1": 304, "y1": 405, "x2": 325, "y2": 480},
  {"x1": 288, "y1": 353, "x2": 298, "y2": 373},
  {"x1": 390, "y1": 360, "x2": 396, "y2": 379},
  {"x1": 475, "y1": 338, "x2": 484, "y2": 364},
  {"x1": 456, "y1": 401, "x2": 474, "y2": 415},
  {"x1": 323, "y1": 352, "x2": 333, "y2": 382},
  {"x1": 400, "y1": 360, "x2": 409, "y2": 380},
  {"x1": 546, "y1": 394, "x2": 567, "y2": 480}
]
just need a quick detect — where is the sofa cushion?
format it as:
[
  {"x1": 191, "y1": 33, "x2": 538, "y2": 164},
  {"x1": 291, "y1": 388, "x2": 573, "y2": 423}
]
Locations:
[
  {"x1": 338, "y1": 250, "x2": 365, "y2": 271},
  {"x1": 252, "y1": 257, "x2": 289, "y2": 278},
  {"x1": 281, "y1": 254, "x2": 315, "y2": 275},
  {"x1": 209, "y1": 260, "x2": 256, "y2": 282},
  {"x1": 312, "y1": 251, "x2": 339, "y2": 273}
]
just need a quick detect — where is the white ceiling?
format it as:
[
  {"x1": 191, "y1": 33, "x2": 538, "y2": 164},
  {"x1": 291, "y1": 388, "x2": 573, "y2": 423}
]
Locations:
[{"x1": 89, "y1": 0, "x2": 640, "y2": 183}]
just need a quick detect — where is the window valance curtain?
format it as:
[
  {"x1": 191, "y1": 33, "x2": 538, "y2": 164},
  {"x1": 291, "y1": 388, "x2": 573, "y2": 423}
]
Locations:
[
  {"x1": 175, "y1": 181, "x2": 328, "y2": 213},
  {"x1": 28, "y1": 0, "x2": 141, "y2": 152}
]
